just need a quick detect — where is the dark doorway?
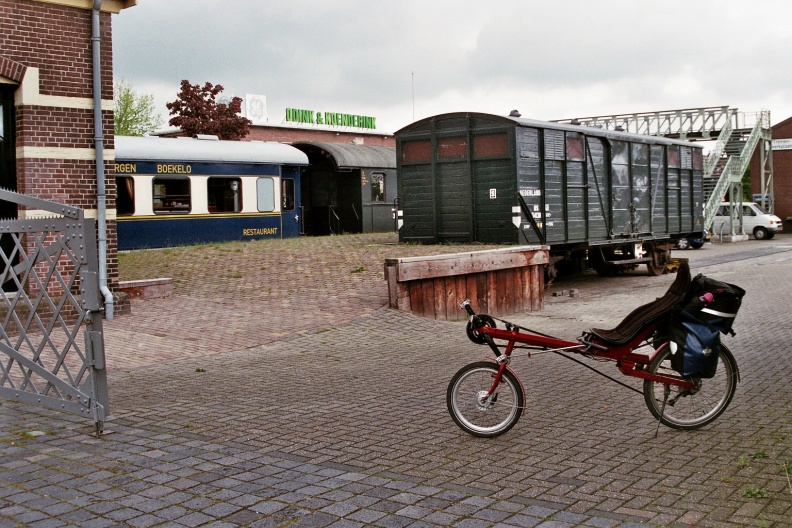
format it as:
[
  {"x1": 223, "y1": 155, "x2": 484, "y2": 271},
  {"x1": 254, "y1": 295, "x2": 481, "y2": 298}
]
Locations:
[
  {"x1": 298, "y1": 145, "x2": 362, "y2": 235},
  {"x1": 1, "y1": 85, "x2": 18, "y2": 291},
  {"x1": 0, "y1": 86, "x2": 16, "y2": 198}
]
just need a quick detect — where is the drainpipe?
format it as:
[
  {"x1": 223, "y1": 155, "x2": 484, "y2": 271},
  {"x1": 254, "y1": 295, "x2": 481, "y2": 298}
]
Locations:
[{"x1": 92, "y1": 0, "x2": 114, "y2": 319}]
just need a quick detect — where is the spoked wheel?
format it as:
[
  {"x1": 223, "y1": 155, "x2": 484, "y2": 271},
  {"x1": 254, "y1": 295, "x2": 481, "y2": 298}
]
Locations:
[
  {"x1": 643, "y1": 344, "x2": 738, "y2": 430},
  {"x1": 447, "y1": 361, "x2": 524, "y2": 438}
]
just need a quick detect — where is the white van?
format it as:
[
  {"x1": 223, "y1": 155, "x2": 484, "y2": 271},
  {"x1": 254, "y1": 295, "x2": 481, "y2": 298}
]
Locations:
[{"x1": 712, "y1": 202, "x2": 783, "y2": 240}]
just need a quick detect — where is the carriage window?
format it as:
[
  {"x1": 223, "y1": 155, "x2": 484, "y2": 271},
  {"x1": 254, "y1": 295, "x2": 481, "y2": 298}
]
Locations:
[
  {"x1": 438, "y1": 136, "x2": 467, "y2": 160},
  {"x1": 208, "y1": 177, "x2": 242, "y2": 213},
  {"x1": 473, "y1": 133, "x2": 509, "y2": 158},
  {"x1": 257, "y1": 177, "x2": 275, "y2": 212},
  {"x1": 667, "y1": 146, "x2": 680, "y2": 168},
  {"x1": 116, "y1": 176, "x2": 135, "y2": 216},
  {"x1": 565, "y1": 134, "x2": 584, "y2": 161},
  {"x1": 611, "y1": 141, "x2": 629, "y2": 165},
  {"x1": 282, "y1": 179, "x2": 295, "y2": 211},
  {"x1": 370, "y1": 172, "x2": 386, "y2": 202},
  {"x1": 401, "y1": 140, "x2": 431, "y2": 163},
  {"x1": 692, "y1": 148, "x2": 703, "y2": 170},
  {"x1": 152, "y1": 177, "x2": 191, "y2": 214}
]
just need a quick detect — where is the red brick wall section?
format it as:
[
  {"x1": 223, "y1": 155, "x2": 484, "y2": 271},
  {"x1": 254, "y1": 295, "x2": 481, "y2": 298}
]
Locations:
[
  {"x1": 1, "y1": 0, "x2": 120, "y2": 292},
  {"x1": 750, "y1": 116, "x2": 792, "y2": 224},
  {"x1": 0, "y1": 1, "x2": 114, "y2": 100},
  {"x1": 245, "y1": 126, "x2": 396, "y2": 147},
  {"x1": 0, "y1": 55, "x2": 27, "y2": 82}
]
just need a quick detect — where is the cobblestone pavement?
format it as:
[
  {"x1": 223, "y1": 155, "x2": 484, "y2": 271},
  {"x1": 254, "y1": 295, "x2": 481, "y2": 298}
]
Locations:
[{"x1": 2, "y1": 234, "x2": 791, "y2": 527}]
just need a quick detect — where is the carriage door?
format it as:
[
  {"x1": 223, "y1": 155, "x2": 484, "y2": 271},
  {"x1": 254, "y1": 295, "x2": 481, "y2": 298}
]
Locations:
[{"x1": 281, "y1": 166, "x2": 301, "y2": 237}]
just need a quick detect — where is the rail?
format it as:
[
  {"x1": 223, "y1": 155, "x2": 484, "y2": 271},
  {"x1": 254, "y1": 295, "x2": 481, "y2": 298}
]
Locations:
[{"x1": 703, "y1": 110, "x2": 771, "y2": 231}]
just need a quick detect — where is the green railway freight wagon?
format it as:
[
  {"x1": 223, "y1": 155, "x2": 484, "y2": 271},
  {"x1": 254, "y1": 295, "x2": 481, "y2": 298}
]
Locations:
[{"x1": 395, "y1": 112, "x2": 705, "y2": 276}]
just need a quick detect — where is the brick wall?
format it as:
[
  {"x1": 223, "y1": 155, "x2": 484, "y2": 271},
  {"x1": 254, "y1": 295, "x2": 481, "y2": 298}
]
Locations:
[
  {"x1": 248, "y1": 125, "x2": 395, "y2": 146},
  {"x1": 164, "y1": 124, "x2": 397, "y2": 147},
  {"x1": 1, "y1": 0, "x2": 127, "y2": 310},
  {"x1": 750, "y1": 115, "x2": 792, "y2": 224}
]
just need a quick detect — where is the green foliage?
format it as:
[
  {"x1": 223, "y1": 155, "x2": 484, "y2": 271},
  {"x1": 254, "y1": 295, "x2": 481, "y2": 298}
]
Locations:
[
  {"x1": 743, "y1": 485, "x2": 770, "y2": 499},
  {"x1": 741, "y1": 167, "x2": 752, "y2": 202},
  {"x1": 114, "y1": 79, "x2": 163, "y2": 136},
  {"x1": 166, "y1": 80, "x2": 252, "y2": 140}
]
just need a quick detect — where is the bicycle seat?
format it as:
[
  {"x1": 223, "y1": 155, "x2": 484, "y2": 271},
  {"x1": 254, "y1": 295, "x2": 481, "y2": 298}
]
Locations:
[{"x1": 588, "y1": 261, "x2": 690, "y2": 346}]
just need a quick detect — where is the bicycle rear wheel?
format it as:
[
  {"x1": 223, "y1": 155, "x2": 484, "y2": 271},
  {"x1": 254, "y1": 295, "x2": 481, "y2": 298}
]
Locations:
[
  {"x1": 643, "y1": 343, "x2": 738, "y2": 430},
  {"x1": 447, "y1": 361, "x2": 524, "y2": 438}
]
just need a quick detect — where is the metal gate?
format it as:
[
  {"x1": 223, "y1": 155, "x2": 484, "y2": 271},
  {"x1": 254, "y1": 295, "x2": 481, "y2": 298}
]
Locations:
[{"x1": 0, "y1": 188, "x2": 109, "y2": 434}]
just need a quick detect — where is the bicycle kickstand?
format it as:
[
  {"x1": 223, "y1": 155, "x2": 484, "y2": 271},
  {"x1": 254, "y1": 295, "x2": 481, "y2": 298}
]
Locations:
[{"x1": 654, "y1": 386, "x2": 671, "y2": 438}]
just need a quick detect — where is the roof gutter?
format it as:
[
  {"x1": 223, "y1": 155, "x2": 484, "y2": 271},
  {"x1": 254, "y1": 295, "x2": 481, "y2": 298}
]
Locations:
[{"x1": 92, "y1": 0, "x2": 114, "y2": 319}]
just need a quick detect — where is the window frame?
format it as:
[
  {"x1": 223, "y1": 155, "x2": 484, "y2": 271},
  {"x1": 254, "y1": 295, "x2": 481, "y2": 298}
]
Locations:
[
  {"x1": 256, "y1": 177, "x2": 276, "y2": 212},
  {"x1": 152, "y1": 176, "x2": 191, "y2": 215},
  {"x1": 207, "y1": 176, "x2": 242, "y2": 214}
]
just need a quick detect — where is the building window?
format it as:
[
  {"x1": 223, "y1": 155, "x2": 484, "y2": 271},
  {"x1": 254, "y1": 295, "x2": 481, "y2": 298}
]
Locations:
[
  {"x1": 282, "y1": 179, "x2": 295, "y2": 211},
  {"x1": 208, "y1": 177, "x2": 241, "y2": 213},
  {"x1": 370, "y1": 172, "x2": 386, "y2": 202},
  {"x1": 257, "y1": 177, "x2": 275, "y2": 212},
  {"x1": 152, "y1": 177, "x2": 191, "y2": 214},
  {"x1": 116, "y1": 177, "x2": 135, "y2": 216}
]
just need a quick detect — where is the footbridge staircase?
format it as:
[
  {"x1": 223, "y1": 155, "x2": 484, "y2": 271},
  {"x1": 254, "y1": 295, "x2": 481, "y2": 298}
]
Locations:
[{"x1": 554, "y1": 107, "x2": 774, "y2": 234}]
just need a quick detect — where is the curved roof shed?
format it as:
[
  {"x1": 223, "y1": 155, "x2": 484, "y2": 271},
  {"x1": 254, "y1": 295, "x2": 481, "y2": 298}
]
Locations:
[{"x1": 292, "y1": 141, "x2": 395, "y2": 169}]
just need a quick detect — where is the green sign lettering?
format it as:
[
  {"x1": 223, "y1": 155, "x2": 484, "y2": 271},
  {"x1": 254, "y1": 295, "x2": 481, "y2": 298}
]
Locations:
[{"x1": 285, "y1": 107, "x2": 376, "y2": 130}]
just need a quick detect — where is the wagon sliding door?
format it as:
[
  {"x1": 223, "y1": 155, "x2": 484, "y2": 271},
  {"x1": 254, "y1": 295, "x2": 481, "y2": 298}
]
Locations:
[
  {"x1": 398, "y1": 137, "x2": 435, "y2": 242},
  {"x1": 585, "y1": 137, "x2": 609, "y2": 240},
  {"x1": 472, "y1": 130, "x2": 513, "y2": 243},
  {"x1": 436, "y1": 134, "x2": 472, "y2": 242}
]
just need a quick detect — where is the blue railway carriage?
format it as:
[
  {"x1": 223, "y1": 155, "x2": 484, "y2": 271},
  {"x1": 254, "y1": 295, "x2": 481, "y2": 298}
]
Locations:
[{"x1": 114, "y1": 136, "x2": 308, "y2": 250}]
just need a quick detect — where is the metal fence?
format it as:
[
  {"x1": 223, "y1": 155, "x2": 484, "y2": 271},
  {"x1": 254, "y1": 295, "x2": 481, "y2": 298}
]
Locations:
[{"x1": 0, "y1": 188, "x2": 109, "y2": 435}]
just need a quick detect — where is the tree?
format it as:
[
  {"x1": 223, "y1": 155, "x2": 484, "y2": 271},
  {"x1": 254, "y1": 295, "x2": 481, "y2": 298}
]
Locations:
[
  {"x1": 114, "y1": 79, "x2": 163, "y2": 136},
  {"x1": 166, "y1": 80, "x2": 251, "y2": 140}
]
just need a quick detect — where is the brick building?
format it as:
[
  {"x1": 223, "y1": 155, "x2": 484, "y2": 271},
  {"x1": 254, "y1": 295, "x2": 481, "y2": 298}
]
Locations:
[
  {"x1": 0, "y1": 0, "x2": 136, "y2": 312},
  {"x1": 750, "y1": 115, "x2": 792, "y2": 226},
  {"x1": 246, "y1": 123, "x2": 395, "y2": 148}
]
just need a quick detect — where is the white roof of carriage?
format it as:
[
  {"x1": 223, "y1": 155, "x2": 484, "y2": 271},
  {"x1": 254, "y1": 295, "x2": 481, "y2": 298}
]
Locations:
[{"x1": 115, "y1": 135, "x2": 309, "y2": 165}]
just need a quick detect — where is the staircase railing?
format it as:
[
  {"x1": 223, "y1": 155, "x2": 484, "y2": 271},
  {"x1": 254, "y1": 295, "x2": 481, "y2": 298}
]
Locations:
[
  {"x1": 702, "y1": 110, "x2": 771, "y2": 230},
  {"x1": 703, "y1": 113, "x2": 734, "y2": 178}
]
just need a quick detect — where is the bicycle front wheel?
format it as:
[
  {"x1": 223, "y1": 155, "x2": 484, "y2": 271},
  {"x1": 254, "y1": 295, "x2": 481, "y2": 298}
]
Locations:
[
  {"x1": 643, "y1": 343, "x2": 738, "y2": 430},
  {"x1": 447, "y1": 361, "x2": 524, "y2": 438}
]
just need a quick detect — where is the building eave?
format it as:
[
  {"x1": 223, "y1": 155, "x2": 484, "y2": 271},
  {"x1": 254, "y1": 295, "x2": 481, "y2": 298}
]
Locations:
[{"x1": 30, "y1": 0, "x2": 137, "y2": 14}]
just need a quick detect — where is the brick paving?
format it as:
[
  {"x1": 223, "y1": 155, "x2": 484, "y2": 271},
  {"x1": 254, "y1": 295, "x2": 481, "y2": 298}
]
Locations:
[{"x1": 2, "y1": 233, "x2": 791, "y2": 527}]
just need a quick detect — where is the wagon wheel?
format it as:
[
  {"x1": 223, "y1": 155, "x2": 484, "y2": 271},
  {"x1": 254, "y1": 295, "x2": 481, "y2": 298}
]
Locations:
[{"x1": 646, "y1": 247, "x2": 669, "y2": 276}]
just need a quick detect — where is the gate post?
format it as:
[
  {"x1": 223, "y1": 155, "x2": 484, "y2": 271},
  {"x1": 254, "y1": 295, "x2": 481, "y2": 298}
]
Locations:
[{"x1": 81, "y1": 218, "x2": 110, "y2": 434}]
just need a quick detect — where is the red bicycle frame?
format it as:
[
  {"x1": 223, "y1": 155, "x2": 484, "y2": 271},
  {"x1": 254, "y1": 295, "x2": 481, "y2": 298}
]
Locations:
[{"x1": 478, "y1": 322, "x2": 697, "y2": 391}]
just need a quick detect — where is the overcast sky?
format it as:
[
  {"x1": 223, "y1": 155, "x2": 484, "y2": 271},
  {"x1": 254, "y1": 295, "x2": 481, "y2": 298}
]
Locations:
[{"x1": 112, "y1": 1, "x2": 792, "y2": 134}]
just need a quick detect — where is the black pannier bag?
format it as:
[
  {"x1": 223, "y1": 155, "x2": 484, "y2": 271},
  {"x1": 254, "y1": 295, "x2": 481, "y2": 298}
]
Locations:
[
  {"x1": 682, "y1": 274, "x2": 746, "y2": 335},
  {"x1": 664, "y1": 274, "x2": 745, "y2": 378}
]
